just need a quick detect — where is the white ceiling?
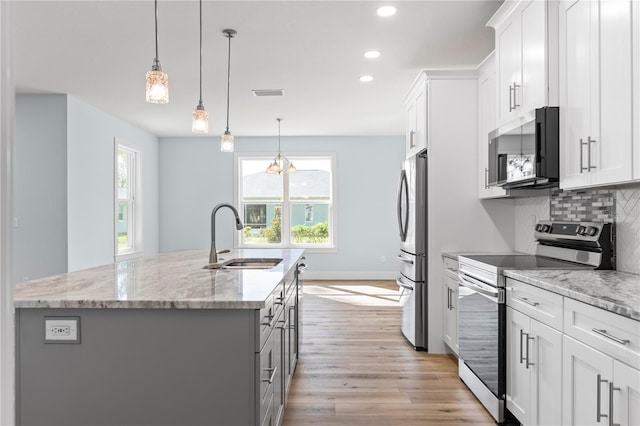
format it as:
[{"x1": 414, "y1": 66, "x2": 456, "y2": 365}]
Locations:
[{"x1": 11, "y1": 1, "x2": 502, "y2": 137}]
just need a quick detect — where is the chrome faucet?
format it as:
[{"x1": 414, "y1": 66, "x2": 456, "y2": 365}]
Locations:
[{"x1": 209, "y1": 203, "x2": 244, "y2": 264}]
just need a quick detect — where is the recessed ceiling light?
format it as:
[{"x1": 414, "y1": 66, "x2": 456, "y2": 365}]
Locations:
[
  {"x1": 360, "y1": 75, "x2": 374, "y2": 83},
  {"x1": 376, "y1": 6, "x2": 396, "y2": 17},
  {"x1": 364, "y1": 50, "x2": 381, "y2": 59}
]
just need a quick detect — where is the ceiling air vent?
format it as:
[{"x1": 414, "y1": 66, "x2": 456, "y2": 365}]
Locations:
[{"x1": 252, "y1": 89, "x2": 284, "y2": 97}]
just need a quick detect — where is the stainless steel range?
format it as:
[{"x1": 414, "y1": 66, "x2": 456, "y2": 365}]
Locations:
[{"x1": 457, "y1": 221, "x2": 615, "y2": 423}]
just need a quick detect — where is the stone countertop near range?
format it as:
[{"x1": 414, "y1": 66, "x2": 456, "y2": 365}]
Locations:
[
  {"x1": 442, "y1": 251, "x2": 523, "y2": 261},
  {"x1": 504, "y1": 269, "x2": 640, "y2": 321},
  {"x1": 14, "y1": 249, "x2": 305, "y2": 310}
]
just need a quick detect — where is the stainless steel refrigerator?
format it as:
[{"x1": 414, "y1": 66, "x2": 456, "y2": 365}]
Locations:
[{"x1": 396, "y1": 149, "x2": 428, "y2": 350}]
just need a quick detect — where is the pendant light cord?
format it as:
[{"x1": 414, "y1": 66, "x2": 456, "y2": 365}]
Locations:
[
  {"x1": 198, "y1": 0, "x2": 203, "y2": 104},
  {"x1": 225, "y1": 32, "x2": 232, "y2": 132},
  {"x1": 277, "y1": 118, "x2": 282, "y2": 156},
  {"x1": 154, "y1": 0, "x2": 159, "y2": 64}
]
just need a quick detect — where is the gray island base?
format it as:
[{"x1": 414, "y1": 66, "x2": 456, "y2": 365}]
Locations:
[{"x1": 14, "y1": 249, "x2": 305, "y2": 426}]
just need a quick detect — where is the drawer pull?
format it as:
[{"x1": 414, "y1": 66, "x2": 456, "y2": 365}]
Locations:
[
  {"x1": 592, "y1": 328, "x2": 630, "y2": 345},
  {"x1": 516, "y1": 296, "x2": 540, "y2": 307},
  {"x1": 262, "y1": 367, "x2": 278, "y2": 384}
]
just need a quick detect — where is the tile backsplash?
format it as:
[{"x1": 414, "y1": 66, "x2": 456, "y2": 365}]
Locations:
[{"x1": 514, "y1": 184, "x2": 640, "y2": 274}]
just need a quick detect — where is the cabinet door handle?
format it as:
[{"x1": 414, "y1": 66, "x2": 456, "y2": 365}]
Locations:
[
  {"x1": 509, "y1": 84, "x2": 514, "y2": 111},
  {"x1": 525, "y1": 335, "x2": 535, "y2": 369},
  {"x1": 512, "y1": 82, "x2": 520, "y2": 109},
  {"x1": 588, "y1": 136, "x2": 597, "y2": 170},
  {"x1": 592, "y1": 328, "x2": 630, "y2": 345},
  {"x1": 580, "y1": 138, "x2": 587, "y2": 173},
  {"x1": 597, "y1": 374, "x2": 609, "y2": 422},
  {"x1": 515, "y1": 296, "x2": 539, "y2": 307},
  {"x1": 609, "y1": 381, "x2": 621, "y2": 426},
  {"x1": 262, "y1": 366, "x2": 278, "y2": 384},
  {"x1": 484, "y1": 167, "x2": 489, "y2": 189},
  {"x1": 519, "y1": 329, "x2": 526, "y2": 364},
  {"x1": 447, "y1": 288, "x2": 451, "y2": 310}
]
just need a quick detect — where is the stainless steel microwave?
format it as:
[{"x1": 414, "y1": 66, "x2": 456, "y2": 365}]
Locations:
[{"x1": 487, "y1": 107, "x2": 559, "y2": 189}]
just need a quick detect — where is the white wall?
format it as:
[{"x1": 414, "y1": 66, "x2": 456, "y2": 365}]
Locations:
[
  {"x1": 0, "y1": 2, "x2": 13, "y2": 423},
  {"x1": 159, "y1": 135, "x2": 406, "y2": 278},
  {"x1": 67, "y1": 96, "x2": 160, "y2": 271},
  {"x1": 13, "y1": 95, "x2": 68, "y2": 283}
]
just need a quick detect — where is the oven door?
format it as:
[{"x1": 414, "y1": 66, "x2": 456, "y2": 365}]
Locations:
[{"x1": 457, "y1": 273, "x2": 500, "y2": 396}]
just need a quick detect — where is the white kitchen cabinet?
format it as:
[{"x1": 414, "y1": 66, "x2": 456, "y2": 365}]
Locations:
[
  {"x1": 443, "y1": 270, "x2": 459, "y2": 354},
  {"x1": 404, "y1": 77, "x2": 427, "y2": 158},
  {"x1": 489, "y1": 0, "x2": 556, "y2": 126},
  {"x1": 560, "y1": 0, "x2": 637, "y2": 189},
  {"x1": 506, "y1": 306, "x2": 562, "y2": 425},
  {"x1": 477, "y1": 52, "x2": 507, "y2": 199},
  {"x1": 613, "y1": 361, "x2": 640, "y2": 426}
]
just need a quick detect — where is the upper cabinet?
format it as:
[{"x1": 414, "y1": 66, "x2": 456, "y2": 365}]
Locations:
[
  {"x1": 477, "y1": 52, "x2": 508, "y2": 199},
  {"x1": 404, "y1": 76, "x2": 427, "y2": 158},
  {"x1": 559, "y1": 0, "x2": 638, "y2": 189},
  {"x1": 488, "y1": 0, "x2": 558, "y2": 126}
]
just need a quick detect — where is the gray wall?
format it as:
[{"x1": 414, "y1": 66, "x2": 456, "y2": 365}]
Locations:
[
  {"x1": 13, "y1": 94, "x2": 68, "y2": 283},
  {"x1": 67, "y1": 96, "x2": 160, "y2": 271},
  {"x1": 12, "y1": 94, "x2": 160, "y2": 277},
  {"x1": 159, "y1": 136, "x2": 405, "y2": 278}
]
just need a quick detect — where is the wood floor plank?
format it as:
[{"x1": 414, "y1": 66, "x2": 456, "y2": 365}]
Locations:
[{"x1": 282, "y1": 280, "x2": 495, "y2": 425}]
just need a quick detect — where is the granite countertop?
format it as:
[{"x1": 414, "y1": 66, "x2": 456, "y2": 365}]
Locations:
[
  {"x1": 441, "y1": 251, "x2": 524, "y2": 261},
  {"x1": 14, "y1": 249, "x2": 305, "y2": 310},
  {"x1": 504, "y1": 269, "x2": 640, "y2": 321}
]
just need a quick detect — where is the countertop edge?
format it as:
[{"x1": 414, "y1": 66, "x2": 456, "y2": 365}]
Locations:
[{"x1": 503, "y1": 270, "x2": 640, "y2": 321}]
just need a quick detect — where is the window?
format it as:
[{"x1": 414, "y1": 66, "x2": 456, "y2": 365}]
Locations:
[
  {"x1": 237, "y1": 154, "x2": 335, "y2": 249},
  {"x1": 115, "y1": 143, "x2": 140, "y2": 257}
]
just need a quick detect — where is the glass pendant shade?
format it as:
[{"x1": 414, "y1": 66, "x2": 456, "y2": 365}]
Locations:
[
  {"x1": 221, "y1": 132, "x2": 235, "y2": 152},
  {"x1": 146, "y1": 69, "x2": 169, "y2": 103},
  {"x1": 287, "y1": 162, "x2": 297, "y2": 173},
  {"x1": 192, "y1": 105, "x2": 209, "y2": 133},
  {"x1": 267, "y1": 159, "x2": 282, "y2": 174}
]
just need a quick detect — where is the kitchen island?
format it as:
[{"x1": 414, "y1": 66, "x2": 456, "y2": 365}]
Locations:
[{"x1": 14, "y1": 248, "x2": 305, "y2": 426}]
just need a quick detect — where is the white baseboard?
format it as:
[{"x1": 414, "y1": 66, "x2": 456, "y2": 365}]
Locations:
[{"x1": 302, "y1": 271, "x2": 397, "y2": 280}]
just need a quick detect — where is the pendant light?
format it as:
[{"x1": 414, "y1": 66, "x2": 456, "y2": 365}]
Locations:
[
  {"x1": 192, "y1": 0, "x2": 208, "y2": 133},
  {"x1": 145, "y1": 0, "x2": 169, "y2": 104},
  {"x1": 221, "y1": 29, "x2": 237, "y2": 152},
  {"x1": 266, "y1": 118, "x2": 296, "y2": 174}
]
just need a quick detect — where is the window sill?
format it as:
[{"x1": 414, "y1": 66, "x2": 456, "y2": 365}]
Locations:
[
  {"x1": 238, "y1": 245, "x2": 337, "y2": 254},
  {"x1": 115, "y1": 251, "x2": 144, "y2": 262}
]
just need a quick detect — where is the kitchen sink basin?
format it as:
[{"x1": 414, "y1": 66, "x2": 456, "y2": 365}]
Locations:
[{"x1": 203, "y1": 258, "x2": 283, "y2": 270}]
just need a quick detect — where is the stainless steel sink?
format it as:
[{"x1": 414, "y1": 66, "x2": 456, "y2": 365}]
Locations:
[{"x1": 203, "y1": 258, "x2": 283, "y2": 270}]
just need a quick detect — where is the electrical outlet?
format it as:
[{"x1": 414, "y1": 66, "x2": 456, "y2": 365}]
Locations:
[{"x1": 45, "y1": 317, "x2": 80, "y2": 343}]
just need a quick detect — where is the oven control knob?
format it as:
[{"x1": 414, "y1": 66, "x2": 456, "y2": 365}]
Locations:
[
  {"x1": 535, "y1": 224, "x2": 543, "y2": 232},
  {"x1": 541, "y1": 224, "x2": 551, "y2": 233},
  {"x1": 577, "y1": 226, "x2": 587, "y2": 235},
  {"x1": 587, "y1": 226, "x2": 599, "y2": 236}
]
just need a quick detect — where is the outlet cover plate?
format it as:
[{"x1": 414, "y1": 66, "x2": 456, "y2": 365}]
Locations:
[{"x1": 44, "y1": 317, "x2": 80, "y2": 343}]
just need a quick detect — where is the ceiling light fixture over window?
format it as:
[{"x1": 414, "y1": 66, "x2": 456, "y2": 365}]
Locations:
[
  {"x1": 192, "y1": 0, "x2": 209, "y2": 133},
  {"x1": 364, "y1": 50, "x2": 381, "y2": 59},
  {"x1": 221, "y1": 29, "x2": 237, "y2": 152},
  {"x1": 266, "y1": 118, "x2": 296, "y2": 174},
  {"x1": 145, "y1": 0, "x2": 169, "y2": 103},
  {"x1": 376, "y1": 5, "x2": 397, "y2": 17},
  {"x1": 359, "y1": 75, "x2": 374, "y2": 82}
]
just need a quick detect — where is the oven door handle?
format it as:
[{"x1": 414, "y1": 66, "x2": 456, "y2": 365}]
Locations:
[
  {"x1": 459, "y1": 267, "x2": 492, "y2": 285},
  {"x1": 458, "y1": 274, "x2": 499, "y2": 299},
  {"x1": 396, "y1": 276, "x2": 414, "y2": 291}
]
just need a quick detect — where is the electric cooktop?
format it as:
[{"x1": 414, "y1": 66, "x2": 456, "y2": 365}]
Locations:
[{"x1": 460, "y1": 254, "x2": 584, "y2": 269}]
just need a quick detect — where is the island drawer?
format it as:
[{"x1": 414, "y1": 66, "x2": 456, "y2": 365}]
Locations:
[
  {"x1": 258, "y1": 294, "x2": 276, "y2": 350},
  {"x1": 564, "y1": 298, "x2": 640, "y2": 369},
  {"x1": 257, "y1": 340, "x2": 275, "y2": 426},
  {"x1": 506, "y1": 278, "x2": 563, "y2": 331}
]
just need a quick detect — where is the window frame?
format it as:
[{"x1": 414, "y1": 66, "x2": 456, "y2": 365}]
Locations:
[
  {"x1": 114, "y1": 140, "x2": 143, "y2": 260},
  {"x1": 235, "y1": 152, "x2": 337, "y2": 252}
]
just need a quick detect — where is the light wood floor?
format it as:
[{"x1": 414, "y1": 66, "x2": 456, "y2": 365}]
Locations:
[{"x1": 282, "y1": 280, "x2": 495, "y2": 426}]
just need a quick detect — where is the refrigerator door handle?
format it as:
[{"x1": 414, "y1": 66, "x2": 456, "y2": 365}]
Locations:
[
  {"x1": 397, "y1": 169, "x2": 409, "y2": 242},
  {"x1": 396, "y1": 254, "x2": 414, "y2": 264}
]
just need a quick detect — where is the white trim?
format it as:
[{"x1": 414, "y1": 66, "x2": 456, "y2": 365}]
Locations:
[
  {"x1": 0, "y1": 3, "x2": 14, "y2": 424},
  {"x1": 114, "y1": 140, "x2": 143, "y2": 262},
  {"x1": 303, "y1": 271, "x2": 396, "y2": 281}
]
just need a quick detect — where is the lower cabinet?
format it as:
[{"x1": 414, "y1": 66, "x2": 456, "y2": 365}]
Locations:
[
  {"x1": 443, "y1": 271, "x2": 459, "y2": 354},
  {"x1": 562, "y1": 335, "x2": 640, "y2": 426},
  {"x1": 506, "y1": 307, "x2": 562, "y2": 426}
]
